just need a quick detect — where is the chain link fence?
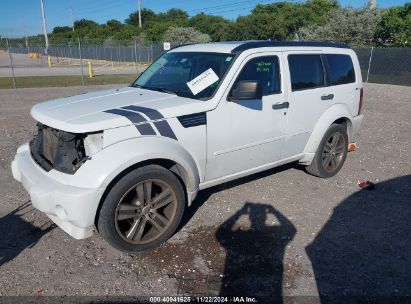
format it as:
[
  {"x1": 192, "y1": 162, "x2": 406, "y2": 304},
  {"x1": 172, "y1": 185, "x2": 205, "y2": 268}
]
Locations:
[
  {"x1": 0, "y1": 38, "x2": 410, "y2": 89},
  {"x1": 354, "y1": 47, "x2": 411, "y2": 86},
  {"x1": 0, "y1": 38, "x2": 169, "y2": 88},
  {"x1": 5, "y1": 41, "x2": 164, "y2": 64}
]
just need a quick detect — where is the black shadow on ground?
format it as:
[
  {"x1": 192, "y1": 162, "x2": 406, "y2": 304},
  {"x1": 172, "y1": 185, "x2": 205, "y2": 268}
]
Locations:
[
  {"x1": 306, "y1": 175, "x2": 411, "y2": 303},
  {"x1": 180, "y1": 162, "x2": 296, "y2": 229},
  {"x1": 0, "y1": 201, "x2": 55, "y2": 267},
  {"x1": 216, "y1": 202, "x2": 296, "y2": 303}
]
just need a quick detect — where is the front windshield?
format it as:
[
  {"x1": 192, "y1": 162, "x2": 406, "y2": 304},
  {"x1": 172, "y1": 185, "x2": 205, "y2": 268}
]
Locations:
[{"x1": 132, "y1": 52, "x2": 235, "y2": 100}]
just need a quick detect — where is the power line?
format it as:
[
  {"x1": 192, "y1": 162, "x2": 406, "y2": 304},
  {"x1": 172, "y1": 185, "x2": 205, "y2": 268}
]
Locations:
[
  {"x1": 208, "y1": 4, "x2": 269, "y2": 16},
  {"x1": 74, "y1": 0, "x2": 114, "y2": 11},
  {"x1": 189, "y1": 0, "x2": 302, "y2": 15},
  {"x1": 188, "y1": 0, "x2": 271, "y2": 14},
  {"x1": 75, "y1": 1, "x2": 133, "y2": 16},
  {"x1": 67, "y1": 0, "x2": 276, "y2": 20},
  {"x1": 51, "y1": 0, "x2": 131, "y2": 20},
  {"x1": 29, "y1": 0, "x2": 303, "y2": 36}
]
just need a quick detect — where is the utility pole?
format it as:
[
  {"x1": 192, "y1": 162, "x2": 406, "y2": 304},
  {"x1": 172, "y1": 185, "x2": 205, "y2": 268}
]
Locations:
[
  {"x1": 70, "y1": 8, "x2": 75, "y2": 32},
  {"x1": 40, "y1": 0, "x2": 49, "y2": 53},
  {"x1": 24, "y1": 25, "x2": 29, "y2": 53},
  {"x1": 5, "y1": 38, "x2": 16, "y2": 89},
  {"x1": 368, "y1": 0, "x2": 377, "y2": 9},
  {"x1": 137, "y1": 0, "x2": 142, "y2": 28}
]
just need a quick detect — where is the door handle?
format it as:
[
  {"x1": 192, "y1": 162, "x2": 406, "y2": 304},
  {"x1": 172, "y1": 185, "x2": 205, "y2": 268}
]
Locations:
[
  {"x1": 272, "y1": 102, "x2": 289, "y2": 110},
  {"x1": 321, "y1": 94, "x2": 334, "y2": 101}
]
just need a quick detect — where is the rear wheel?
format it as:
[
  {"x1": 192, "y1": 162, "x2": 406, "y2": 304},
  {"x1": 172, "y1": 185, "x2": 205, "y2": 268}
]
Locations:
[
  {"x1": 98, "y1": 165, "x2": 185, "y2": 252},
  {"x1": 306, "y1": 123, "x2": 348, "y2": 178}
]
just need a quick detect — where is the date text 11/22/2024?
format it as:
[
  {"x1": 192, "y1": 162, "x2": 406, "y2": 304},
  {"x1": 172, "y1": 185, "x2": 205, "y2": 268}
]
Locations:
[{"x1": 149, "y1": 296, "x2": 258, "y2": 303}]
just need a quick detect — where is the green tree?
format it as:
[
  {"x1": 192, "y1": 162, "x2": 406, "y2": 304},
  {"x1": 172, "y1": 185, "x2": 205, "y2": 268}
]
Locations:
[
  {"x1": 189, "y1": 13, "x2": 233, "y2": 41},
  {"x1": 111, "y1": 25, "x2": 140, "y2": 42},
  {"x1": 375, "y1": 4, "x2": 411, "y2": 47},
  {"x1": 233, "y1": 0, "x2": 338, "y2": 41},
  {"x1": 52, "y1": 26, "x2": 72, "y2": 34},
  {"x1": 145, "y1": 22, "x2": 173, "y2": 42},
  {"x1": 106, "y1": 19, "x2": 123, "y2": 31},
  {"x1": 304, "y1": 0, "x2": 339, "y2": 24},
  {"x1": 163, "y1": 27, "x2": 211, "y2": 44},
  {"x1": 40, "y1": 0, "x2": 411, "y2": 47},
  {"x1": 299, "y1": 8, "x2": 382, "y2": 47},
  {"x1": 125, "y1": 8, "x2": 158, "y2": 27},
  {"x1": 158, "y1": 8, "x2": 189, "y2": 26},
  {"x1": 74, "y1": 19, "x2": 99, "y2": 30}
]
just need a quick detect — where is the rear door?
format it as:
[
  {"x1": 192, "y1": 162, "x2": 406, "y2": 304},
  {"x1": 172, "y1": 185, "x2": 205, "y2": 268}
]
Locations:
[
  {"x1": 323, "y1": 53, "x2": 359, "y2": 116},
  {"x1": 283, "y1": 52, "x2": 334, "y2": 157}
]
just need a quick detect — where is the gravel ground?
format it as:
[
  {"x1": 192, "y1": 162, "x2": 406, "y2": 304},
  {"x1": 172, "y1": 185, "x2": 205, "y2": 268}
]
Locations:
[{"x1": 0, "y1": 83, "x2": 410, "y2": 302}]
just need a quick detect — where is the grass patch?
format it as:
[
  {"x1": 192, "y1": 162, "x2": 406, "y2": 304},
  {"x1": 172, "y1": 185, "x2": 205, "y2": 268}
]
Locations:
[{"x1": 0, "y1": 74, "x2": 137, "y2": 89}]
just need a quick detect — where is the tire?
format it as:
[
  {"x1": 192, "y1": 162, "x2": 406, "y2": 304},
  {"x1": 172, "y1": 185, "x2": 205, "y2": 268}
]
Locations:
[
  {"x1": 306, "y1": 123, "x2": 348, "y2": 178},
  {"x1": 97, "y1": 165, "x2": 186, "y2": 252}
]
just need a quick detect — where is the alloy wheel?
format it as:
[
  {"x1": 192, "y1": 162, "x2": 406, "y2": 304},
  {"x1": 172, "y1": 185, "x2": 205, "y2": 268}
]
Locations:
[
  {"x1": 114, "y1": 179, "x2": 177, "y2": 244},
  {"x1": 322, "y1": 132, "x2": 346, "y2": 173}
]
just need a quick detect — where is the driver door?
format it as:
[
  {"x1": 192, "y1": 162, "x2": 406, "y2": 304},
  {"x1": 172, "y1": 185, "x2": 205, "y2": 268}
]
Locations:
[{"x1": 205, "y1": 52, "x2": 288, "y2": 181}]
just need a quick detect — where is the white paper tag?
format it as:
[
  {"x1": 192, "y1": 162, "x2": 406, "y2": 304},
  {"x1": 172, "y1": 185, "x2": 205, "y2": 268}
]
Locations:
[
  {"x1": 186, "y1": 68, "x2": 219, "y2": 95},
  {"x1": 163, "y1": 42, "x2": 171, "y2": 51}
]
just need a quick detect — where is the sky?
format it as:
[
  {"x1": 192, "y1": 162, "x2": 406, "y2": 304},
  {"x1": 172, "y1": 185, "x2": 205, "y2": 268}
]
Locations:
[{"x1": 0, "y1": 0, "x2": 408, "y2": 38}]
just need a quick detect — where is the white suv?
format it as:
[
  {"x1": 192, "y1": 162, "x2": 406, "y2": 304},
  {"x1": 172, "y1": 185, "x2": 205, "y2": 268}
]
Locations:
[{"x1": 12, "y1": 41, "x2": 364, "y2": 252}]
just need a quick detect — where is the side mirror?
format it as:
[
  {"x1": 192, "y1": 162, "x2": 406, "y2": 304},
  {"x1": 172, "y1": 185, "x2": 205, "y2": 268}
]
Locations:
[{"x1": 230, "y1": 80, "x2": 262, "y2": 101}]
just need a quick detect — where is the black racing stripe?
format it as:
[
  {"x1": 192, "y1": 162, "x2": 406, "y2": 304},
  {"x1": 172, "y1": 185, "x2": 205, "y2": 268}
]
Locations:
[
  {"x1": 122, "y1": 105, "x2": 164, "y2": 120},
  {"x1": 136, "y1": 123, "x2": 157, "y2": 135},
  {"x1": 104, "y1": 108, "x2": 146, "y2": 124},
  {"x1": 122, "y1": 105, "x2": 178, "y2": 140},
  {"x1": 106, "y1": 107, "x2": 176, "y2": 138},
  {"x1": 105, "y1": 108, "x2": 156, "y2": 136},
  {"x1": 154, "y1": 120, "x2": 177, "y2": 140}
]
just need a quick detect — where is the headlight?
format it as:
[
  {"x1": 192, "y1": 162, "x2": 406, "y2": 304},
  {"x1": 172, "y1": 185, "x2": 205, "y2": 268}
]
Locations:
[{"x1": 84, "y1": 132, "x2": 104, "y2": 156}]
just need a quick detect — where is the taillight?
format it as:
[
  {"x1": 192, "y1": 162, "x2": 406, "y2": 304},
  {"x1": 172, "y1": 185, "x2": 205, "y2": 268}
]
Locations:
[{"x1": 358, "y1": 88, "x2": 364, "y2": 114}]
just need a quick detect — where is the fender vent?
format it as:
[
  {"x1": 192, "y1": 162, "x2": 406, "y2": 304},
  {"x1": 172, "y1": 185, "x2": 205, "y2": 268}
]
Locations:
[{"x1": 178, "y1": 112, "x2": 207, "y2": 128}]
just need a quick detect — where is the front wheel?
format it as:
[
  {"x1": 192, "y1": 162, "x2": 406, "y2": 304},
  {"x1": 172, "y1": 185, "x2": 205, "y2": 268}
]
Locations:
[
  {"x1": 97, "y1": 165, "x2": 186, "y2": 252},
  {"x1": 306, "y1": 123, "x2": 348, "y2": 178}
]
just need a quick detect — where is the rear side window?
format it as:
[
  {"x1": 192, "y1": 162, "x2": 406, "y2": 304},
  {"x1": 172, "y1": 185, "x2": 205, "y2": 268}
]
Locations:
[
  {"x1": 326, "y1": 54, "x2": 355, "y2": 85},
  {"x1": 230, "y1": 56, "x2": 281, "y2": 96},
  {"x1": 288, "y1": 55, "x2": 325, "y2": 91}
]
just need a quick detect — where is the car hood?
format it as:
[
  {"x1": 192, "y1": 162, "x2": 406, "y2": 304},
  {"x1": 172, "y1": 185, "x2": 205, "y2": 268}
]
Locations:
[{"x1": 31, "y1": 87, "x2": 208, "y2": 133}]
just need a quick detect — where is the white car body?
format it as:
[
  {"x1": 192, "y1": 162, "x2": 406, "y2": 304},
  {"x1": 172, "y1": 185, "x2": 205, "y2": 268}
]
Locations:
[{"x1": 11, "y1": 41, "x2": 364, "y2": 240}]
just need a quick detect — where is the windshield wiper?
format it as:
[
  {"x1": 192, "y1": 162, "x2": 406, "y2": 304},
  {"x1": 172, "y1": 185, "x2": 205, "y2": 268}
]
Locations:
[
  {"x1": 147, "y1": 87, "x2": 177, "y2": 95},
  {"x1": 132, "y1": 84, "x2": 144, "y2": 88},
  {"x1": 132, "y1": 84, "x2": 177, "y2": 96}
]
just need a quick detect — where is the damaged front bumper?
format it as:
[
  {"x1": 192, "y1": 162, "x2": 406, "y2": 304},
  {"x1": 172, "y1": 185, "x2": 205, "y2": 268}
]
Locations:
[{"x1": 11, "y1": 143, "x2": 104, "y2": 239}]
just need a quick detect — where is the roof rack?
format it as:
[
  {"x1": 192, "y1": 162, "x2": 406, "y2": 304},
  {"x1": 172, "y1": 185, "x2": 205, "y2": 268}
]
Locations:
[{"x1": 231, "y1": 41, "x2": 350, "y2": 53}]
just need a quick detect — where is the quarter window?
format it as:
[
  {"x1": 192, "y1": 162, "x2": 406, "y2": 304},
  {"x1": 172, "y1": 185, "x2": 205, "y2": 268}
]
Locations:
[
  {"x1": 288, "y1": 55, "x2": 325, "y2": 91},
  {"x1": 229, "y1": 56, "x2": 281, "y2": 97},
  {"x1": 326, "y1": 54, "x2": 355, "y2": 85}
]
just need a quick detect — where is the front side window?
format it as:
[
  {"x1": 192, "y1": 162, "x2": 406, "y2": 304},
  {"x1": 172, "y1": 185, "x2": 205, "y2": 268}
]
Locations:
[
  {"x1": 288, "y1": 54, "x2": 325, "y2": 91},
  {"x1": 133, "y1": 52, "x2": 235, "y2": 100},
  {"x1": 229, "y1": 56, "x2": 281, "y2": 97},
  {"x1": 326, "y1": 54, "x2": 355, "y2": 85}
]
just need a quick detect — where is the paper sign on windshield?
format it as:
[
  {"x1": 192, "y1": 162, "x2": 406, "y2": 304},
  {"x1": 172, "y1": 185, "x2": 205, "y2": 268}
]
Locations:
[{"x1": 186, "y1": 68, "x2": 219, "y2": 95}]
